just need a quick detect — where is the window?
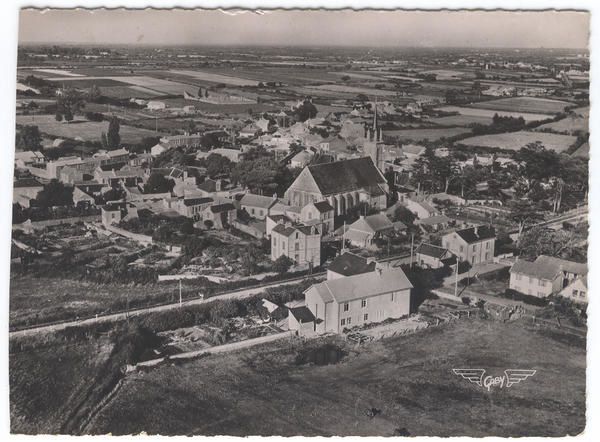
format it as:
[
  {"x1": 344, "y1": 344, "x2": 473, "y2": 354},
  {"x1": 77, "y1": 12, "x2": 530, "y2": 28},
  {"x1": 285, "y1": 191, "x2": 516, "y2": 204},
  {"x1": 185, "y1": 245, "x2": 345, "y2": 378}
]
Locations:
[
  {"x1": 308, "y1": 212, "x2": 312, "y2": 220},
  {"x1": 516, "y1": 274, "x2": 522, "y2": 281},
  {"x1": 295, "y1": 242, "x2": 299, "y2": 251},
  {"x1": 340, "y1": 318, "x2": 346, "y2": 326},
  {"x1": 472, "y1": 245, "x2": 476, "y2": 252},
  {"x1": 259, "y1": 210, "x2": 264, "y2": 217},
  {"x1": 363, "y1": 313, "x2": 369, "y2": 321},
  {"x1": 459, "y1": 245, "x2": 464, "y2": 253},
  {"x1": 282, "y1": 241, "x2": 286, "y2": 249},
  {"x1": 294, "y1": 254, "x2": 299, "y2": 262},
  {"x1": 539, "y1": 280, "x2": 546, "y2": 287},
  {"x1": 295, "y1": 232, "x2": 299, "y2": 239},
  {"x1": 343, "y1": 303, "x2": 349, "y2": 312},
  {"x1": 573, "y1": 289, "x2": 578, "y2": 297},
  {"x1": 361, "y1": 299, "x2": 367, "y2": 308},
  {"x1": 486, "y1": 242, "x2": 490, "y2": 249},
  {"x1": 485, "y1": 253, "x2": 489, "y2": 261},
  {"x1": 347, "y1": 317, "x2": 352, "y2": 325}
]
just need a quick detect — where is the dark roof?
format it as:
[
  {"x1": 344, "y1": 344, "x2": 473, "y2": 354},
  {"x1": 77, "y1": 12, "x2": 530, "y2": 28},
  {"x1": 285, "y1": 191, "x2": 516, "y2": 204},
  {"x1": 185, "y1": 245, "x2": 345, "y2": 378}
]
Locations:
[
  {"x1": 307, "y1": 157, "x2": 386, "y2": 195},
  {"x1": 328, "y1": 252, "x2": 376, "y2": 277},
  {"x1": 183, "y1": 197, "x2": 213, "y2": 207},
  {"x1": 313, "y1": 200, "x2": 334, "y2": 213},
  {"x1": 272, "y1": 223, "x2": 319, "y2": 237},
  {"x1": 454, "y1": 225, "x2": 496, "y2": 244},
  {"x1": 14, "y1": 178, "x2": 43, "y2": 188},
  {"x1": 416, "y1": 243, "x2": 448, "y2": 259},
  {"x1": 289, "y1": 306, "x2": 316, "y2": 323},
  {"x1": 198, "y1": 179, "x2": 217, "y2": 193},
  {"x1": 209, "y1": 203, "x2": 235, "y2": 213}
]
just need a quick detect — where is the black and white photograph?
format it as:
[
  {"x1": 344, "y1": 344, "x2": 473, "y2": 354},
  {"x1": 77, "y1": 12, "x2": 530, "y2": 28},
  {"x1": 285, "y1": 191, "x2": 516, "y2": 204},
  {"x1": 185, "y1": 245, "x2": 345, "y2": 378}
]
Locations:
[{"x1": 7, "y1": 6, "x2": 593, "y2": 437}]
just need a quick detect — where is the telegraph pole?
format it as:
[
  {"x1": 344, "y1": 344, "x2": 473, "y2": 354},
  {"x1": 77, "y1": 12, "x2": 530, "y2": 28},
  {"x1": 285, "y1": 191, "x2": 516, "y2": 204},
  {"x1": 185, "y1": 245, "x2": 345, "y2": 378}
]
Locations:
[
  {"x1": 454, "y1": 260, "x2": 459, "y2": 297},
  {"x1": 409, "y1": 232, "x2": 414, "y2": 268},
  {"x1": 179, "y1": 279, "x2": 182, "y2": 307}
]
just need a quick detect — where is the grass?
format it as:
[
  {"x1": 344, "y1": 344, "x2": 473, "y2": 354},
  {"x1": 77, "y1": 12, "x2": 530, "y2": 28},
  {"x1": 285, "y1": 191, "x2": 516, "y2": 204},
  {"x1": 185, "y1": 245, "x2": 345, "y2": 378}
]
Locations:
[
  {"x1": 534, "y1": 114, "x2": 588, "y2": 135},
  {"x1": 15, "y1": 114, "x2": 160, "y2": 143},
  {"x1": 457, "y1": 130, "x2": 577, "y2": 153},
  {"x1": 430, "y1": 114, "x2": 493, "y2": 126},
  {"x1": 468, "y1": 97, "x2": 573, "y2": 115},
  {"x1": 10, "y1": 336, "x2": 115, "y2": 434},
  {"x1": 436, "y1": 105, "x2": 551, "y2": 122},
  {"x1": 85, "y1": 319, "x2": 585, "y2": 436},
  {"x1": 383, "y1": 127, "x2": 471, "y2": 142}
]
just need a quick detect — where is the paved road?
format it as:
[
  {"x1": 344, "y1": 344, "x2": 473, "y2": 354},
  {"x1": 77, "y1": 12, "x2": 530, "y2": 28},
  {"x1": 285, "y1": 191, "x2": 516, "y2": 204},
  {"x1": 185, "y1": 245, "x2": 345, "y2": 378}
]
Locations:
[{"x1": 10, "y1": 273, "x2": 326, "y2": 339}]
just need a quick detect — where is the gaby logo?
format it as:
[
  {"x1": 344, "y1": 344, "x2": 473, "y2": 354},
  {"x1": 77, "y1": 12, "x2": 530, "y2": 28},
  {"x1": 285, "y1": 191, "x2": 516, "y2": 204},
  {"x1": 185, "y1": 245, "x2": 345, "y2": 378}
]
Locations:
[{"x1": 452, "y1": 369, "x2": 537, "y2": 391}]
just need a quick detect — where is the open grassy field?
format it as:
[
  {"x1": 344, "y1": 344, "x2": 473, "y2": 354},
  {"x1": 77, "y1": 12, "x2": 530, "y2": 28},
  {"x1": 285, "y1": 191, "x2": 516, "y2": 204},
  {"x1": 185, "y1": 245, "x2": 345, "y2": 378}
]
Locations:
[
  {"x1": 468, "y1": 97, "x2": 573, "y2": 115},
  {"x1": 9, "y1": 276, "x2": 185, "y2": 328},
  {"x1": 383, "y1": 127, "x2": 471, "y2": 142},
  {"x1": 436, "y1": 105, "x2": 551, "y2": 122},
  {"x1": 10, "y1": 336, "x2": 115, "y2": 434},
  {"x1": 430, "y1": 114, "x2": 493, "y2": 127},
  {"x1": 168, "y1": 69, "x2": 260, "y2": 86},
  {"x1": 458, "y1": 130, "x2": 577, "y2": 152},
  {"x1": 15, "y1": 114, "x2": 160, "y2": 143},
  {"x1": 85, "y1": 319, "x2": 585, "y2": 436},
  {"x1": 534, "y1": 113, "x2": 588, "y2": 135}
]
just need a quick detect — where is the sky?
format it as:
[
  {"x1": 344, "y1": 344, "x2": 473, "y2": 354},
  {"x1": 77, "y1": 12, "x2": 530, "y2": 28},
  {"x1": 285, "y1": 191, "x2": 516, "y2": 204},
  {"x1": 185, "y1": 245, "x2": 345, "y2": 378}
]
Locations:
[{"x1": 19, "y1": 9, "x2": 589, "y2": 49}]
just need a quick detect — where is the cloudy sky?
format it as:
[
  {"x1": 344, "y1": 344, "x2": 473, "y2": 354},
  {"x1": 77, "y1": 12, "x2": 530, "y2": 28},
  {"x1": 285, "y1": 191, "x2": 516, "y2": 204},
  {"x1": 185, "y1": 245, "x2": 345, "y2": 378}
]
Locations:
[{"x1": 19, "y1": 9, "x2": 589, "y2": 49}]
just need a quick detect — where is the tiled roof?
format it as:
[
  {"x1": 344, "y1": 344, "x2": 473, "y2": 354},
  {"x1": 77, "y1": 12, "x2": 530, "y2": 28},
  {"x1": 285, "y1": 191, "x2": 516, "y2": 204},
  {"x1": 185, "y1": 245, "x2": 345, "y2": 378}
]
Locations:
[
  {"x1": 306, "y1": 157, "x2": 386, "y2": 195},
  {"x1": 454, "y1": 225, "x2": 496, "y2": 244},
  {"x1": 416, "y1": 243, "x2": 449, "y2": 259},
  {"x1": 510, "y1": 259, "x2": 561, "y2": 281},
  {"x1": 209, "y1": 203, "x2": 235, "y2": 213},
  {"x1": 289, "y1": 306, "x2": 316, "y2": 323},
  {"x1": 307, "y1": 267, "x2": 413, "y2": 304},
  {"x1": 328, "y1": 252, "x2": 376, "y2": 277},
  {"x1": 183, "y1": 197, "x2": 213, "y2": 207},
  {"x1": 313, "y1": 200, "x2": 334, "y2": 213},
  {"x1": 14, "y1": 178, "x2": 43, "y2": 188},
  {"x1": 240, "y1": 193, "x2": 277, "y2": 209},
  {"x1": 534, "y1": 255, "x2": 587, "y2": 276}
]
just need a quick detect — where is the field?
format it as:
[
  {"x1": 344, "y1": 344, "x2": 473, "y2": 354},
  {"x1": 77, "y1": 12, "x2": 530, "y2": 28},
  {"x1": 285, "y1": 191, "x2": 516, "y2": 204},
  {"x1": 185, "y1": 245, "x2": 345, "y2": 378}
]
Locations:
[
  {"x1": 15, "y1": 114, "x2": 161, "y2": 143},
  {"x1": 458, "y1": 130, "x2": 577, "y2": 152},
  {"x1": 169, "y1": 70, "x2": 260, "y2": 86},
  {"x1": 534, "y1": 114, "x2": 588, "y2": 135},
  {"x1": 49, "y1": 75, "x2": 199, "y2": 96},
  {"x1": 468, "y1": 97, "x2": 573, "y2": 115},
  {"x1": 436, "y1": 105, "x2": 551, "y2": 122},
  {"x1": 383, "y1": 127, "x2": 471, "y2": 142},
  {"x1": 10, "y1": 336, "x2": 115, "y2": 434},
  {"x1": 295, "y1": 84, "x2": 398, "y2": 98},
  {"x1": 84, "y1": 319, "x2": 585, "y2": 436},
  {"x1": 430, "y1": 114, "x2": 493, "y2": 126}
]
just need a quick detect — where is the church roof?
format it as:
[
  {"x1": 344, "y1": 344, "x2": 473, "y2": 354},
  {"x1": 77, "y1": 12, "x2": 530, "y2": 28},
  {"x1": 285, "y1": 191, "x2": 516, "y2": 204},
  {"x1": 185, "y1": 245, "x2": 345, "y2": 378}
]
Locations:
[{"x1": 306, "y1": 157, "x2": 386, "y2": 196}]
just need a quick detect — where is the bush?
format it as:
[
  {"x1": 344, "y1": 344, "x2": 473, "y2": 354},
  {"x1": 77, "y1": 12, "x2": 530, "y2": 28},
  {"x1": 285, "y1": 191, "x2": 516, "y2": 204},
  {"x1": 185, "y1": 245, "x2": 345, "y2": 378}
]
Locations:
[
  {"x1": 272, "y1": 255, "x2": 294, "y2": 274},
  {"x1": 500, "y1": 289, "x2": 548, "y2": 307}
]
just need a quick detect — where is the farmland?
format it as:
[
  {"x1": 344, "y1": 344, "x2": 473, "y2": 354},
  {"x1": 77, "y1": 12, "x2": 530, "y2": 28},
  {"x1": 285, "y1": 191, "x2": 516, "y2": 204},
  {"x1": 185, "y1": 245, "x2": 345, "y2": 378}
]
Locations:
[
  {"x1": 436, "y1": 105, "x2": 552, "y2": 122},
  {"x1": 430, "y1": 114, "x2": 493, "y2": 126},
  {"x1": 15, "y1": 114, "x2": 161, "y2": 143},
  {"x1": 468, "y1": 97, "x2": 574, "y2": 115},
  {"x1": 169, "y1": 69, "x2": 260, "y2": 86},
  {"x1": 383, "y1": 127, "x2": 471, "y2": 142},
  {"x1": 85, "y1": 319, "x2": 585, "y2": 436},
  {"x1": 457, "y1": 130, "x2": 577, "y2": 152},
  {"x1": 534, "y1": 113, "x2": 588, "y2": 135}
]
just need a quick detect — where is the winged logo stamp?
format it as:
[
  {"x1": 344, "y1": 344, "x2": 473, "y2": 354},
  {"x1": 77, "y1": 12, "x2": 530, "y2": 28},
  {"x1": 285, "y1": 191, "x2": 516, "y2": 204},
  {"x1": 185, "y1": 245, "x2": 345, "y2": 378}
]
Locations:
[{"x1": 453, "y1": 369, "x2": 537, "y2": 391}]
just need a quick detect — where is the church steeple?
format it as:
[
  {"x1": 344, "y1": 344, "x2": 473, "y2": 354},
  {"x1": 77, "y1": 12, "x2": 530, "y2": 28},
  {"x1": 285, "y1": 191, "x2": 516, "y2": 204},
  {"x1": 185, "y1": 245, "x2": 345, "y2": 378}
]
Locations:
[{"x1": 372, "y1": 97, "x2": 380, "y2": 142}]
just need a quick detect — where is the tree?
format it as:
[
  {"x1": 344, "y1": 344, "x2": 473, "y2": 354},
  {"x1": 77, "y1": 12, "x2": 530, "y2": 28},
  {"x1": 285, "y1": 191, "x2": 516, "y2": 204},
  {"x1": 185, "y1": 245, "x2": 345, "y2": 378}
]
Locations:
[
  {"x1": 230, "y1": 147, "x2": 289, "y2": 195},
  {"x1": 273, "y1": 255, "x2": 294, "y2": 274},
  {"x1": 34, "y1": 179, "x2": 74, "y2": 207},
  {"x1": 392, "y1": 205, "x2": 416, "y2": 226},
  {"x1": 180, "y1": 218, "x2": 195, "y2": 235},
  {"x1": 205, "y1": 153, "x2": 232, "y2": 178},
  {"x1": 106, "y1": 116, "x2": 121, "y2": 149},
  {"x1": 55, "y1": 87, "x2": 85, "y2": 123},
  {"x1": 510, "y1": 199, "x2": 544, "y2": 237},
  {"x1": 518, "y1": 226, "x2": 577, "y2": 260},
  {"x1": 88, "y1": 84, "x2": 102, "y2": 102},
  {"x1": 197, "y1": 87, "x2": 203, "y2": 97},
  {"x1": 15, "y1": 125, "x2": 42, "y2": 151},
  {"x1": 294, "y1": 99, "x2": 318, "y2": 122},
  {"x1": 144, "y1": 173, "x2": 175, "y2": 194}
]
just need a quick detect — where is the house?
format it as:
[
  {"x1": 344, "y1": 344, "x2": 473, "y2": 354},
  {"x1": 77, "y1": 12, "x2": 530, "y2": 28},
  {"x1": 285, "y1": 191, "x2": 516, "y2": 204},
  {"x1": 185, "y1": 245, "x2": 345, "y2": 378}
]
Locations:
[
  {"x1": 101, "y1": 202, "x2": 138, "y2": 227},
  {"x1": 327, "y1": 252, "x2": 376, "y2": 280},
  {"x1": 196, "y1": 148, "x2": 243, "y2": 163},
  {"x1": 289, "y1": 150, "x2": 313, "y2": 169},
  {"x1": 72, "y1": 187, "x2": 96, "y2": 208},
  {"x1": 287, "y1": 306, "x2": 316, "y2": 334},
  {"x1": 559, "y1": 277, "x2": 588, "y2": 304},
  {"x1": 14, "y1": 151, "x2": 45, "y2": 169},
  {"x1": 266, "y1": 214, "x2": 293, "y2": 237},
  {"x1": 344, "y1": 213, "x2": 397, "y2": 249},
  {"x1": 151, "y1": 143, "x2": 170, "y2": 157},
  {"x1": 240, "y1": 193, "x2": 278, "y2": 220},
  {"x1": 300, "y1": 266, "x2": 413, "y2": 334},
  {"x1": 405, "y1": 198, "x2": 438, "y2": 219},
  {"x1": 284, "y1": 157, "x2": 388, "y2": 216},
  {"x1": 442, "y1": 225, "x2": 496, "y2": 265},
  {"x1": 509, "y1": 255, "x2": 587, "y2": 299},
  {"x1": 94, "y1": 167, "x2": 142, "y2": 187},
  {"x1": 271, "y1": 221, "x2": 321, "y2": 267},
  {"x1": 300, "y1": 200, "x2": 335, "y2": 234},
  {"x1": 415, "y1": 243, "x2": 456, "y2": 269},
  {"x1": 176, "y1": 197, "x2": 214, "y2": 220},
  {"x1": 199, "y1": 202, "x2": 237, "y2": 229},
  {"x1": 415, "y1": 214, "x2": 452, "y2": 232},
  {"x1": 13, "y1": 178, "x2": 44, "y2": 208}
]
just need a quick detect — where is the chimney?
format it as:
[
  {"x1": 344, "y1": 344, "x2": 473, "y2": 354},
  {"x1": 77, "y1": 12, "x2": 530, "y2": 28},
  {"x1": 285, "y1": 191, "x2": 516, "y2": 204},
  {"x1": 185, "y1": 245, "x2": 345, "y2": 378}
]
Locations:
[
  {"x1": 215, "y1": 179, "x2": 222, "y2": 192},
  {"x1": 376, "y1": 267, "x2": 383, "y2": 276},
  {"x1": 474, "y1": 226, "x2": 479, "y2": 236},
  {"x1": 272, "y1": 193, "x2": 278, "y2": 201}
]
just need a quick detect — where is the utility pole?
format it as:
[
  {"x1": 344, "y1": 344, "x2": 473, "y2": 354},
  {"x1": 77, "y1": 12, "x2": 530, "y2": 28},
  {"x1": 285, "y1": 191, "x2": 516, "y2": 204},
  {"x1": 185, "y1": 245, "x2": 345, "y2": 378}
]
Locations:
[
  {"x1": 409, "y1": 232, "x2": 414, "y2": 268},
  {"x1": 341, "y1": 221, "x2": 346, "y2": 254},
  {"x1": 454, "y1": 260, "x2": 459, "y2": 297},
  {"x1": 179, "y1": 279, "x2": 182, "y2": 307}
]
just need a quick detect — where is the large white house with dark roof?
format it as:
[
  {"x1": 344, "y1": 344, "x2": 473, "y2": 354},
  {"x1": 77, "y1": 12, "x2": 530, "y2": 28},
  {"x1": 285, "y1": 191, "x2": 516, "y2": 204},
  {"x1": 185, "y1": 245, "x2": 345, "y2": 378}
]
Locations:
[
  {"x1": 270, "y1": 220, "x2": 321, "y2": 266},
  {"x1": 284, "y1": 157, "x2": 388, "y2": 216},
  {"x1": 442, "y1": 225, "x2": 496, "y2": 265},
  {"x1": 302, "y1": 265, "x2": 413, "y2": 333}
]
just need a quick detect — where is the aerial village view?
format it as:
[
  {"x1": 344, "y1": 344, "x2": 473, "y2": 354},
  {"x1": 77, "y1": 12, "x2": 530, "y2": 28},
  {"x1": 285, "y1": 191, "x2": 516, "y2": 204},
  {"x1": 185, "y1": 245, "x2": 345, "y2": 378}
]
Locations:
[{"x1": 9, "y1": 8, "x2": 589, "y2": 437}]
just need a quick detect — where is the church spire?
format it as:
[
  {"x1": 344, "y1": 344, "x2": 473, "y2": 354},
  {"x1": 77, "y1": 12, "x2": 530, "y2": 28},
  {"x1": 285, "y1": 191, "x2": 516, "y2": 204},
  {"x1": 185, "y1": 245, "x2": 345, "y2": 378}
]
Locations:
[{"x1": 373, "y1": 97, "x2": 380, "y2": 142}]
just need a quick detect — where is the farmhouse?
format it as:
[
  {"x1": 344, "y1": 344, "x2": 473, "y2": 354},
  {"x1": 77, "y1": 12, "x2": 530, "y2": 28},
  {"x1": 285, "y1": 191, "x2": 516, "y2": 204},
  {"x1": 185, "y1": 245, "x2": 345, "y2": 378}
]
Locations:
[
  {"x1": 300, "y1": 265, "x2": 413, "y2": 334},
  {"x1": 240, "y1": 193, "x2": 279, "y2": 220},
  {"x1": 442, "y1": 225, "x2": 496, "y2": 265},
  {"x1": 284, "y1": 157, "x2": 388, "y2": 215}
]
